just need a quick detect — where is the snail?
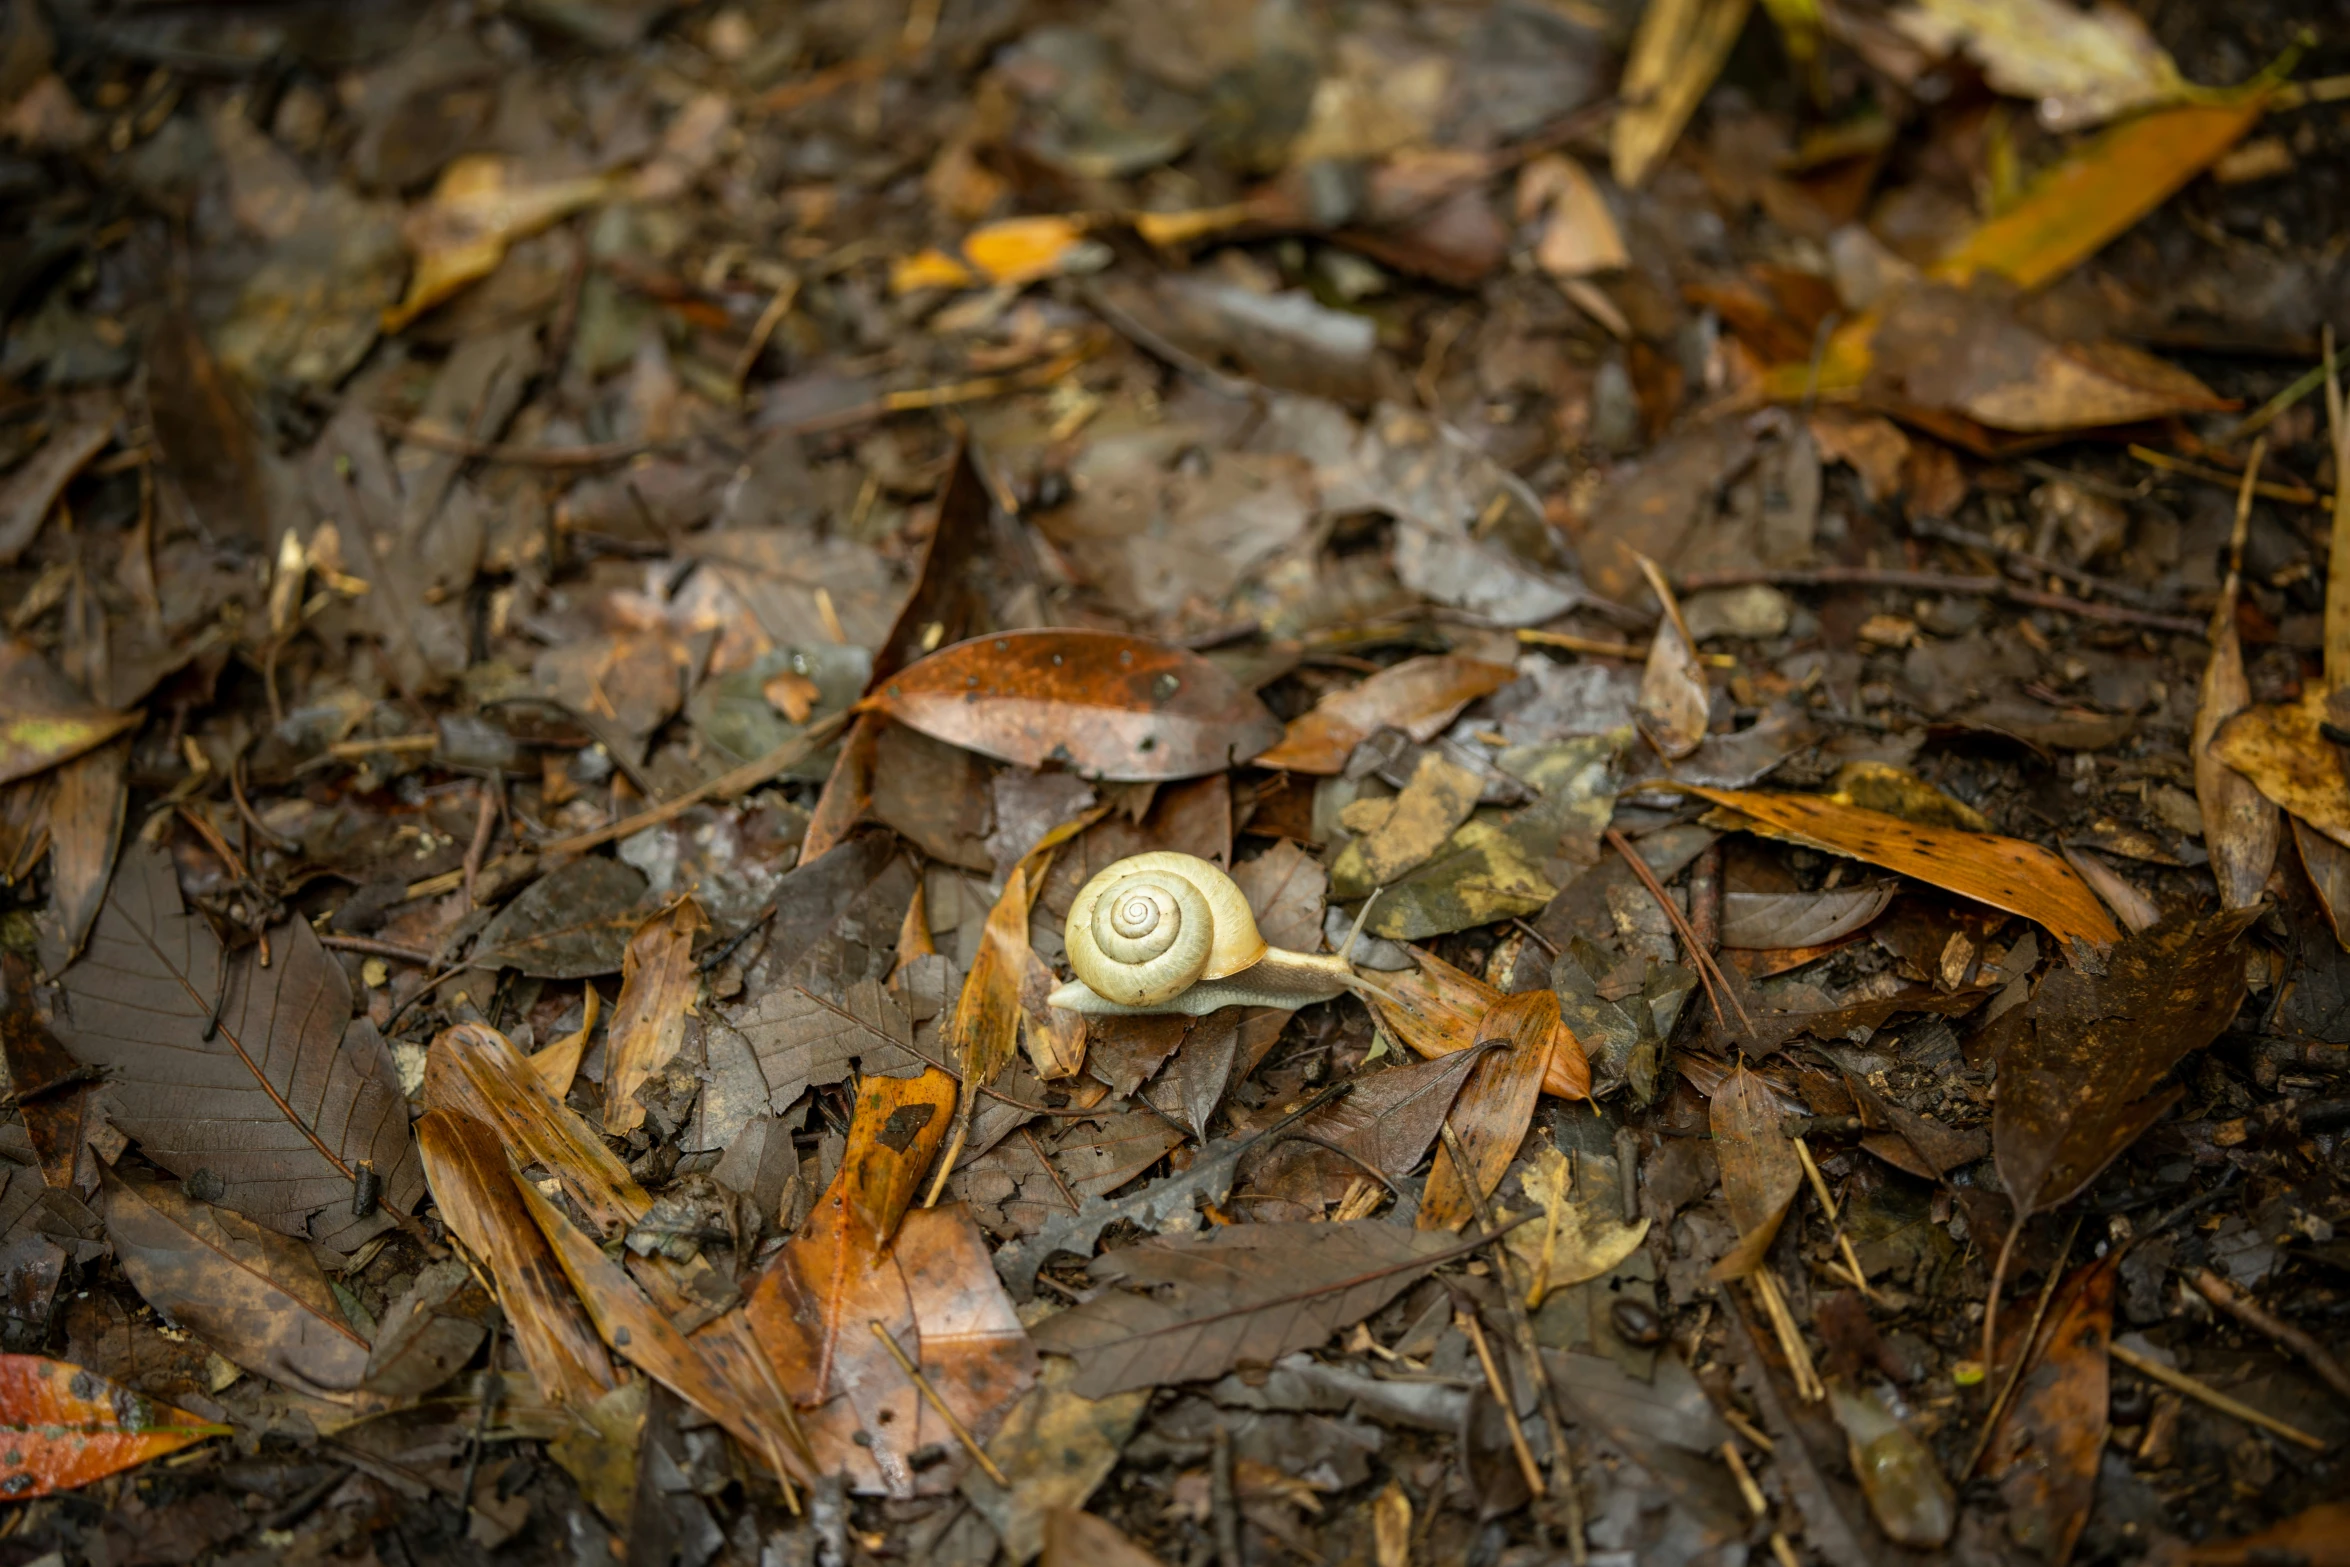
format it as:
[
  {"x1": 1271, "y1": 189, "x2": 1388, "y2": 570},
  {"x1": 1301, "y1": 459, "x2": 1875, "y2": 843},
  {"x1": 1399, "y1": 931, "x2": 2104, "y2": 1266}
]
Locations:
[{"x1": 1048, "y1": 852, "x2": 1374, "y2": 1017}]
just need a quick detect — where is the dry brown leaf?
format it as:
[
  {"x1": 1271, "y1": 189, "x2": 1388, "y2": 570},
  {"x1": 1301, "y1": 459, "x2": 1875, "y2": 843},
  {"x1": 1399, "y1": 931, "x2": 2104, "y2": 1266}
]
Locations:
[
  {"x1": 602, "y1": 898, "x2": 709, "y2": 1135},
  {"x1": 1708, "y1": 1062, "x2": 1802, "y2": 1280},
  {"x1": 385, "y1": 156, "x2": 612, "y2": 330},
  {"x1": 0, "y1": 639, "x2": 139, "y2": 788},
  {"x1": 1255, "y1": 656, "x2": 1517, "y2": 775},
  {"x1": 1042, "y1": 1509, "x2": 1166, "y2": 1567},
  {"x1": 1985, "y1": 1256, "x2": 2116, "y2": 1564},
  {"x1": 2210, "y1": 687, "x2": 2350, "y2": 852},
  {"x1": 1519, "y1": 154, "x2": 1627, "y2": 278},
  {"x1": 38, "y1": 736, "x2": 126, "y2": 969},
  {"x1": 1677, "y1": 785, "x2": 2121, "y2": 949},
  {"x1": 2293, "y1": 818, "x2": 2350, "y2": 951},
  {"x1": 1634, "y1": 555, "x2": 1708, "y2": 760},
  {"x1": 416, "y1": 1108, "x2": 618, "y2": 1411},
  {"x1": 1502, "y1": 1141, "x2": 1649, "y2": 1306},
  {"x1": 1613, "y1": 0, "x2": 1756, "y2": 188},
  {"x1": 424, "y1": 1021, "x2": 653, "y2": 1236},
  {"x1": 1419, "y1": 990, "x2": 1560, "y2": 1231},
  {"x1": 531, "y1": 983, "x2": 600, "y2": 1097},
  {"x1": 951, "y1": 863, "x2": 1035, "y2": 1094},
  {"x1": 1368, "y1": 947, "x2": 1587, "y2": 1100}
]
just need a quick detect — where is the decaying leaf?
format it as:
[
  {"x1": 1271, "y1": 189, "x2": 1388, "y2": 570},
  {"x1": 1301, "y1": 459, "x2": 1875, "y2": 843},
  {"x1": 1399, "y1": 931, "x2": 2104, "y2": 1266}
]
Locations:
[
  {"x1": 474, "y1": 856, "x2": 652, "y2": 978},
  {"x1": 0, "y1": 1354, "x2": 228, "y2": 1499},
  {"x1": 385, "y1": 155, "x2": 612, "y2": 330},
  {"x1": 602, "y1": 897, "x2": 709, "y2": 1135},
  {"x1": 2177, "y1": 1503, "x2": 2350, "y2": 1567},
  {"x1": 1030, "y1": 1221, "x2": 1495, "y2": 1398},
  {"x1": 0, "y1": 639, "x2": 138, "y2": 789},
  {"x1": 1893, "y1": 0, "x2": 2185, "y2": 130},
  {"x1": 416, "y1": 1108, "x2": 618, "y2": 1410},
  {"x1": 1420, "y1": 990, "x2": 1564, "y2": 1231},
  {"x1": 1368, "y1": 947, "x2": 1587, "y2": 1100},
  {"x1": 0, "y1": 414, "x2": 112, "y2": 565},
  {"x1": 1289, "y1": 1046, "x2": 1492, "y2": 1182},
  {"x1": 1995, "y1": 910, "x2": 2256, "y2": 1222},
  {"x1": 953, "y1": 862, "x2": 1039, "y2": 1093},
  {"x1": 961, "y1": 1354, "x2": 1151, "y2": 1564},
  {"x1": 1256, "y1": 655, "x2": 1518, "y2": 775},
  {"x1": 1329, "y1": 747, "x2": 1485, "y2": 891},
  {"x1": 1502, "y1": 1141, "x2": 1649, "y2": 1306},
  {"x1": 1613, "y1": 0, "x2": 1756, "y2": 189},
  {"x1": 55, "y1": 845, "x2": 421, "y2": 1252},
  {"x1": 1519, "y1": 153, "x2": 1628, "y2": 279},
  {"x1": 1042, "y1": 1509, "x2": 1167, "y2": 1567},
  {"x1": 891, "y1": 215, "x2": 1107, "y2": 294},
  {"x1": 360, "y1": 1258, "x2": 492, "y2": 1401},
  {"x1": 424, "y1": 1021, "x2": 653, "y2": 1236},
  {"x1": 1633, "y1": 556, "x2": 1709, "y2": 760},
  {"x1": 1986, "y1": 1256, "x2": 2116, "y2": 1566},
  {"x1": 2210, "y1": 687, "x2": 2350, "y2": 852},
  {"x1": 1677, "y1": 784, "x2": 2121, "y2": 948},
  {"x1": 868, "y1": 630, "x2": 1281, "y2": 781},
  {"x1": 1709, "y1": 1062, "x2": 1803, "y2": 1280},
  {"x1": 101, "y1": 1166, "x2": 371, "y2": 1401},
  {"x1": 37, "y1": 736, "x2": 127, "y2": 969}
]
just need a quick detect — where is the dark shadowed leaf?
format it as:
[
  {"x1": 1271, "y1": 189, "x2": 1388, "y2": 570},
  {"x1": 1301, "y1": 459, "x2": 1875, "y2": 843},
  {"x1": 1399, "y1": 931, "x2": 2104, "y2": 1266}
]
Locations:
[
  {"x1": 474, "y1": 856, "x2": 651, "y2": 977},
  {"x1": 360, "y1": 1258, "x2": 492, "y2": 1400},
  {"x1": 1288, "y1": 1045, "x2": 1491, "y2": 1182},
  {"x1": 0, "y1": 1353, "x2": 227, "y2": 1499},
  {"x1": 54, "y1": 845, "x2": 421, "y2": 1252},
  {"x1": 0, "y1": 414, "x2": 113, "y2": 566},
  {"x1": 1720, "y1": 882, "x2": 1896, "y2": 949},
  {"x1": 1030, "y1": 1220, "x2": 1491, "y2": 1397},
  {"x1": 729, "y1": 979, "x2": 921, "y2": 1121},
  {"x1": 37, "y1": 735, "x2": 127, "y2": 969},
  {"x1": 868, "y1": 629, "x2": 1281, "y2": 781},
  {"x1": 0, "y1": 640, "x2": 138, "y2": 789},
  {"x1": 1709, "y1": 1061, "x2": 1803, "y2": 1280},
  {"x1": 1987, "y1": 1255, "x2": 2115, "y2": 1565},
  {"x1": 101, "y1": 1166, "x2": 371, "y2": 1400}
]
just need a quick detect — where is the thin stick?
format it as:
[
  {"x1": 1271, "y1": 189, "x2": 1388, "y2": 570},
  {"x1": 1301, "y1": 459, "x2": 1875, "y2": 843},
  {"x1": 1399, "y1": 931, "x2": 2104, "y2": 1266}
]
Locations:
[
  {"x1": 1964, "y1": 1214, "x2": 2082, "y2": 1479},
  {"x1": 1792, "y1": 1136, "x2": 1875, "y2": 1305},
  {"x1": 1441, "y1": 1121, "x2": 1586, "y2": 1564},
  {"x1": 1672, "y1": 565, "x2": 2206, "y2": 634},
  {"x1": 532, "y1": 709, "x2": 851, "y2": 861},
  {"x1": 1606, "y1": 828, "x2": 1751, "y2": 1035},
  {"x1": 1982, "y1": 1213, "x2": 2023, "y2": 1389},
  {"x1": 1459, "y1": 1308, "x2": 1546, "y2": 1498},
  {"x1": 2127, "y1": 444, "x2": 2328, "y2": 509},
  {"x1": 1748, "y1": 1270, "x2": 1823, "y2": 1401},
  {"x1": 2190, "y1": 1268, "x2": 2350, "y2": 1403},
  {"x1": 2108, "y1": 1341, "x2": 2328, "y2": 1451},
  {"x1": 319, "y1": 935, "x2": 438, "y2": 965},
  {"x1": 868, "y1": 1321, "x2": 1010, "y2": 1485},
  {"x1": 2220, "y1": 351, "x2": 2332, "y2": 445},
  {"x1": 1022, "y1": 1126, "x2": 1081, "y2": 1213},
  {"x1": 920, "y1": 1113, "x2": 969, "y2": 1210},
  {"x1": 462, "y1": 779, "x2": 498, "y2": 911},
  {"x1": 730, "y1": 272, "x2": 802, "y2": 390},
  {"x1": 1720, "y1": 1441, "x2": 1801, "y2": 1567}
]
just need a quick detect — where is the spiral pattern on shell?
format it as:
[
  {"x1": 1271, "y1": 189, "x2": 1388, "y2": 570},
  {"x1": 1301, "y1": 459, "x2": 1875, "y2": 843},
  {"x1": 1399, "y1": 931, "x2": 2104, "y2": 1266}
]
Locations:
[{"x1": 1074, "y1": 868, "x2": 1214, "y2": 1006}]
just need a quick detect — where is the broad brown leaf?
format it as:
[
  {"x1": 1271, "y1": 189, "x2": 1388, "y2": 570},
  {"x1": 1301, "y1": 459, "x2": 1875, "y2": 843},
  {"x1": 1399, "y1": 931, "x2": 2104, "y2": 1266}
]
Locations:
[
  {"x1": 425, "y1": 1022, "x2": 652, "y2": 1236},
  {"x1": 1994, "y1": 910, "x2": 2256, "y2": 1218},
  {"x1": 867, "y1": 629, "x2": 1280, "y2": 781},
  {"x1": 1288, "y1": 1047, "x2": 1490, "y2": 1180},
  {"x1": 729, "y1": 979, "x2": 920, "y2": 1119},
  {"x1": 960, "y1": 1356, "x2": 1150, "y2": 1562},
  {"x1": 1368, "y1": 948, "x2": 1587, "y2": 1099},
  {"x1": 1420, "y1": 991, "x2": 1560, "y2": 1231},
  {"x1": 0, "y1": 640, "x2": 139, "y2": 789},
  {"x1": 39, "y1": 736, "x2": 127, "y2": 968},
  {"x1": 602, "y1": 897, "x2": 709, "y2": 1134},
  {"x1": 1677, "y1": 785, "x2": 2120, "y2": 949},
  {"x1": 101, "y1": 1166, "x2": 371, "y2": 1401},
  {"x1": 1043, "y1": 1510, "x2": 1166, "y2": 1567},
  {"x1": 1254, "y1": 655, "x2": 1516, "y2": 775},
  {"x1": 1029, "y1": 1220, "x2": 1492, "y2": 1398},
  {"x1": 1709, "y1": 1062, "x2": 1802, "y2": 1280},
  {"x1": 417, "y1": 1108, "x2": 617, "y2": 1411},
  {"x1": 55, "y1": 845, "x2": 421, "y2": 1252},
  {"x1": 473, "y1": 856, "x2": 651, "y2": 978},
  {"x1": 1987, "y1": 1256, "x2": 2116, "y2": 1567},
  {"x1": 0, "y1": 1354, "x2": 227, "y2": 1500}
]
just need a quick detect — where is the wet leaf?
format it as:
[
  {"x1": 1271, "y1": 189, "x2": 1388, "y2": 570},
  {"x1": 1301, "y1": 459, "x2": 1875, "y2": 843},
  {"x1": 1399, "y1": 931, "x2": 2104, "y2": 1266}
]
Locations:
[
  {"x1": 360, "y1": 1258, "x2": 491, "y2": 1401},
  {"x1": 385, "y1": 155, "x2": 612, "y2": 330},
  {"x1": 1029, "y1": 1220, "x2": 1494, "y2": 1398},
  {"x1": 1369, "y1": 947, "x2": 1587, "y2": 1101},
  {"x1": 602, "y1": 897, "x2": 709, "y2": 1135},
  {"x1": 1677, "y1": 784, "x2": 2121, "y2": 948},
  {"x1": 1894, "y1": 0, "x2": 2184, "y2": 130},
  {"x1": 869, "y1": 630, "x2": 1280, "y2": 781},
  {"x1": 837, "y1": 1067, "x2": 959, "y2": 1256},
  {"x1": 1613, "y1": 0, "x2": 1755, "y2": 189},
  {"x1": 1987, "y1": 1256, "x2": 2115, "y2": 1566},
  {"x1": 731, "y1": 979, "x2": 921, "y2": 1121},
  {"x1": 2211, "y1": 687, "x2": 2350, "y2": 852},
  {"x1": 0, "y1": 639, "x2": 137, "y2": 789},
  {"x1": 0, "y1": 1354, "x2": 227, "y2": 1499},
  {"x1": 952, "y1": 861, "x2": 1038, "y2": 1093},
  {"x1": 1829, "y1": 1380, "x2": 1954, "y2": 1547},
  {"x1": 961, "y1": 1355, "x2": 1151, "y2": 1564},
  {"x1": 0, "y1": 414, "x2": 111, "y2": 565},
  {"x1": 37, "y1": 735, "x2": 126, "y2": 969},
  {"x1": 55, "y1": 845, "x2": 422, "y2": 1253},
  {"x1": 1421, "y1": 990, "x2": 1563, "y2": 1231},
  {"x1": 1256, "y1": 655, "x2": 1516, "y2": 775},
  {"x1": 1503, "y1": 1142, "x2": 1649, "y2": 1306},
  {"x1": 2294, "y1": 819, "x2": 2350, "y2": 951},
  {"x1": 1708, "y1": 1061, "x2": 1802, "y2": 1280},
  {"x1": 101, "y1": 1166, "x2": 370, "y2": 1400},
  {"x1": 1041, "y1": 1509, "x2": 1166, "y2": 1567},
  {"x1": 416, "y1": 1107, "x2": 618, "y2": 1411},
  {"x1": 1329, "y1": 747, "x2": 1485, "y2": 892},
  {"x1": 474, "y1": 856, "x2": 652, "y2": 978},
  {"x1": 530, "y1": 981, "x2": 599, "y2": 1097},
  {"x1": 1995, "y1": 910, "x2": 2256, "y2": 1219}
]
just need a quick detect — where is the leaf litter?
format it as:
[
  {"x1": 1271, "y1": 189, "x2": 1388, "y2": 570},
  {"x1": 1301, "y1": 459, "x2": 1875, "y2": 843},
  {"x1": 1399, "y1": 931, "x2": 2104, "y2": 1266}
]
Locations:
[{"x1": 0, "y1": 1, "x2": 2342, "y2": 1560}]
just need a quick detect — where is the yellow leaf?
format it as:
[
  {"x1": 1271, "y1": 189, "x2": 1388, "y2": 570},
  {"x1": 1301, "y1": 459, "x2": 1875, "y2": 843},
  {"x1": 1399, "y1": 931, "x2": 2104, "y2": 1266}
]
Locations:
[
  {"x1": 889, "y1": 215, "x2": 1103, "y2": 295},
  {"x1": 386, "y1": 156, "x2": 612, "y2": 331},
  {"x1": 2210, "y1": 687, "x2": 2350, "y2": 853},
  {"x1": 1893, "y1": 0, "x2": 2185, "y2": 132},
  {"x1": 1675, "y1": 784, "x2": 2121, "y2": 949},
  {"x1": 1613, "y1": 0, "x2": 1756, "y2": 189}
]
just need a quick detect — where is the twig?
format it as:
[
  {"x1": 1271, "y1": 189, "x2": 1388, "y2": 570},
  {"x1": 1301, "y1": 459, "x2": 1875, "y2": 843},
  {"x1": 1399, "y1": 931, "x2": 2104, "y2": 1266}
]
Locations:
[
  {"x1": 2220, "y1": 349, "x2": 2334, "y2": 445},
  {"x1": 1982, "y1": 1213, "x2": 2024, "y2": 1389},
  {"x1": 731, "y1": 272, "x2": 802, "y2": 390},
  {"x1": 920, "y1": 1116, "x2": 969, "y2": 1210},
  {"x1": 1672, "y1": 565, "x2": 2205, "y2": 635},
  {"x1": 319, "y1": 935, "x2": 437, "y2": 965},
  {"x1": 1022, "y1": 1126, "x2": 1081, "y2": 1213},
  {"x1": 1748, "y1": 1269, "x2": 1823, "y2": 1401},
  {"x1": 2107, "y1": 1341, "x2": 2328, "y2": 1452},
  {"x1": 2189, "y1": 1269, "x2": 2350, "y2": 1404},
  {"x1": 1442, "y1": 1120, "x2": 1586, "y2": 1564},
  {"x1": 1211, "y1": 1421, "x2": 1243, "y2": 1567},
  {"x1": 1458, "y1": 1308, "x2": 1546, "y2": 1498},
  {"x1": 1964, "y1": 1214, "x2": 2082, "y2": 1479},
  {"x1": 1516, "y1": 629, "x2": 1645, "y2": 660},
  {"x1": 2127, "y1": 443, "x2": 2329, "y2": 509},
  {"x1": 867, "y1": 1320, "x2": 1010, "y2": 1485},
  {"x1": 1720, "y1": 1441, "x2": 1802, "y2": 1567},
  {"x1": 462, "y1": 779, "x2": 498, "y2": 911},
  {"x1": 457, "y1": 1316, "x2": 504, "y2": 1516},
  {"x1": 530, "y1": 709, "x2": 852, "y2": 861},
  {"x1": 1906, "y1": 517, "x2": 2173, "y2": 611},
  {"x1": 1606, "y1": 828, "x2": 1751, "y2": 1035},
  {"x1": 1791, "y1": 1136, "x2": 1874, "y2": 1305}
]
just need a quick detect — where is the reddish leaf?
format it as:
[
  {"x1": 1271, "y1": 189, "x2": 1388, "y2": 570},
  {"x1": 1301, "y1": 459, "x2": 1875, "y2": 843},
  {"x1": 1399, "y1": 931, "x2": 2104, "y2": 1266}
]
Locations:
[
  {"x1": 1988, "y1": 1256, "x2": 2116, "y2": 1567},
  {"x1": 0, "y1": 1354, "x2": 227, "y2": 1499},
  {"x1": 866, "y1": 630, "x2": 1280, "y2": 781},
  {"x1": 1368, "y1": 948, "x2": 1590, "y2": 1100},
  {"x1": 1419, "y1": 990, "x2": 1559, "y2": 1231},
  {"x1": 602, "y1": 897, "x2": 710, "y2": 1135}
]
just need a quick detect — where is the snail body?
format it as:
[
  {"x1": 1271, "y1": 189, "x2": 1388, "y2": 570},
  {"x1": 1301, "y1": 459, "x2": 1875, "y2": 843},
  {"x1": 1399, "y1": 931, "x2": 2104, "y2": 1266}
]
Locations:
[{"x1": 1049, "y1": 851, "x2": 1359, "y2": 1016}]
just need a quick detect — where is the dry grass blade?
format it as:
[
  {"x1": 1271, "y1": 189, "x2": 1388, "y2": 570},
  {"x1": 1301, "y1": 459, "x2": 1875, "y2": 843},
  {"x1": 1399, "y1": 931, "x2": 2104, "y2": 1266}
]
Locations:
[
  {"x1": 1605, "y1": 827, "x2": 1750, "y2": 1034},
  {"x1": 2195, "y1": 438, "x2": 2280, "y2": 909}
]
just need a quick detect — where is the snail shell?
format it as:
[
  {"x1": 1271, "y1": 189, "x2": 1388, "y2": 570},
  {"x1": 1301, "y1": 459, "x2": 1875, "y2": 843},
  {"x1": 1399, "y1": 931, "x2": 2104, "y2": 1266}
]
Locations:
[{"x1": 1063, "y1": 852, "x2": 1267, "y2": 1007}]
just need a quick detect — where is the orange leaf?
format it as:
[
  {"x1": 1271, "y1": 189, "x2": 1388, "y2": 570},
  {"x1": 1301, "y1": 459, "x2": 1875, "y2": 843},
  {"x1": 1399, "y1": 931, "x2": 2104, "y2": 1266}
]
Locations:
[
  {"x1": 1672, "y1": 785, "x2": 2120, "y2": 949},
  {"x1": 1369, "y1": 948, "x2": 1587, "y2": 1099},
  {"x1": 602, "y1": 897, "x2": 710, "y2": 1135},
  {"x1": 890, "y1": 215, "x2": 1102, "y2": 293},
  {"x1": 0, "y1": 1355, "x2": 228, "y2": 1499},
  {"x1": 949, "y1": 864, "x2": 1034, "y2": 1093},
  {"x1": 839, "y1": 1067, "x2": 959, "y2": 1256},
  {"x1": 424, "y1": 1021, "x2": 652, "y2": 1235},
  {"x1": 1255, "y1": 655, "x2": 1517, "y2": 775},
  {"x1": 866, "y1": 630, "x2": 1281, "y2": 781},
  {"x1": 1419, "y1": 990, "x2": 1559, "y2": 1231}
]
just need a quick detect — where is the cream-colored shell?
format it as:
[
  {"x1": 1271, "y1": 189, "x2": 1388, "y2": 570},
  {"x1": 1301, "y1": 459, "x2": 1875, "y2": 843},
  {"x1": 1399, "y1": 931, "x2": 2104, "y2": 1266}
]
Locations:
[{"x1": 1064, "y1": 852, "x2": 1266, "y2": 1007}]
